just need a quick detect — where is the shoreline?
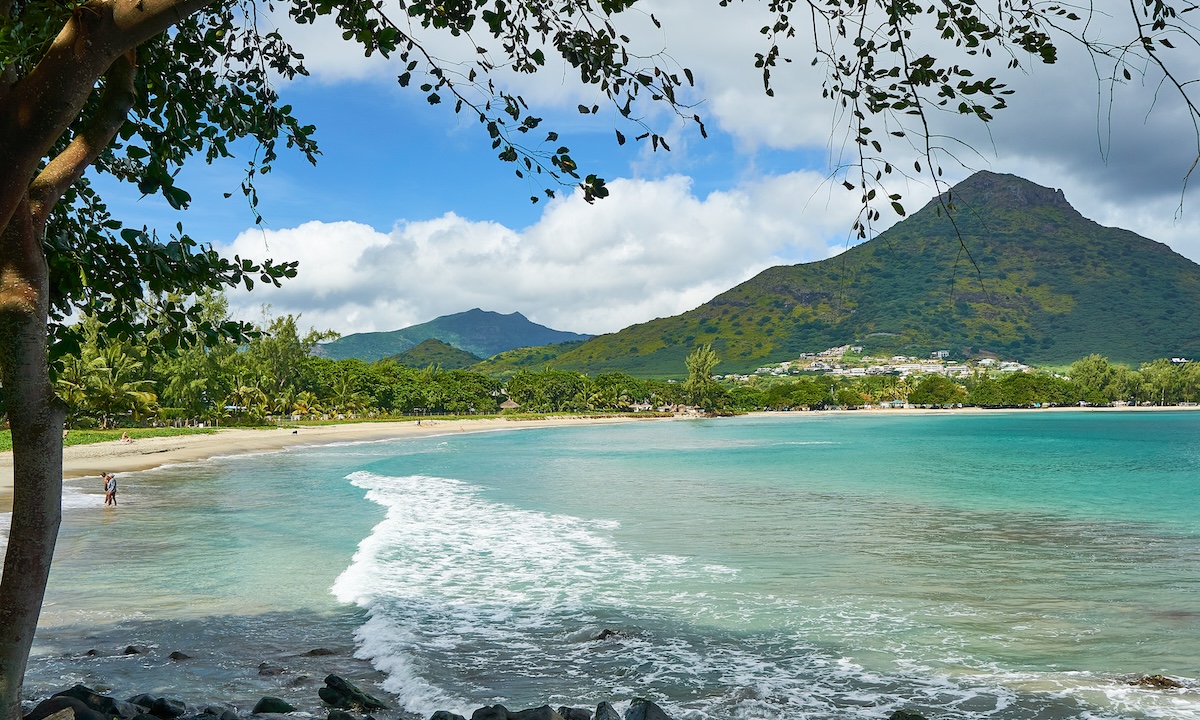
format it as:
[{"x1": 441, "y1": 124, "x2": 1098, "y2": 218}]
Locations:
[
  {"x1": 0, "y1": 414, "x2": 669, "y2": 513},
  {"x1": 2, "y1": 403, "x2": 1197, "y2": 512}
]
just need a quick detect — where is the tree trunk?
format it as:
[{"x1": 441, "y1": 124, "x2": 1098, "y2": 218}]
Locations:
[{"x1": 0, "y1": 206, "x2": 62, "y2": 720}]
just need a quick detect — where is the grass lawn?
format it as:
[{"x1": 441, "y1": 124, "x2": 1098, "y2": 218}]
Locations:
[{"x1": 0, "y1": 427, "x2": 219, "y2": 453}]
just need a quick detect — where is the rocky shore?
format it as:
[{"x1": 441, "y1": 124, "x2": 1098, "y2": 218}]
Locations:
[{"x1": 23, "y1": 679, "x2": 935, "y2": 720}]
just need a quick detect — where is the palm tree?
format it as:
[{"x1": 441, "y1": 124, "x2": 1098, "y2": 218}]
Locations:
[
  {"x1": 684, "y1": 344, "x2": 720, "y2": 409},
  {"x1": 293, "y1": 391, "x2": 322, "y2": 419},
  {"x1": 91, "y1": 344, "x2": 158, "y2": 428}
]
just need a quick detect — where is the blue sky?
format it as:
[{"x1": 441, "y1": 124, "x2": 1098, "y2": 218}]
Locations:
[{"x1": 99, "y1": 2, "x2": 1200, "y2": 337}]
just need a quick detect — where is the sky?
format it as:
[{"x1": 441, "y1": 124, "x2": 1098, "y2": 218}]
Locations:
[{"x1": 101, "y1": 1, "x2": 1200, "y2": 337}]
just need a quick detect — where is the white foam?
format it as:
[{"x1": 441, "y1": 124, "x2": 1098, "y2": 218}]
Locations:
[{"x1": 330, "y1": 471, "x2": 1200, "y2": 720}]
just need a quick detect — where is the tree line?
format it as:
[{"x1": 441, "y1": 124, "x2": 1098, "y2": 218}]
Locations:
[
  {"x1": 33, "y1": 302, "x2": 1200, "y2": 428},
  {"x1": 39, "y1": 300, "x2": 710, "y2": 428},
  {"x1": 736, "y1": 355, "x2": 1200, "y2": 410}
]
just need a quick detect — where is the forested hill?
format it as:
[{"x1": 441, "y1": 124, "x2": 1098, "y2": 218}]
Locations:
[
  {"x1": 389, "y1": 338, "x2": 481, "y2": 369},
  {"x1": 314, "y1": 308, "x2": 593, "y2": 362},
  {"x1": 489, "y1": 172, "x2": 1200, "y2": 377}
]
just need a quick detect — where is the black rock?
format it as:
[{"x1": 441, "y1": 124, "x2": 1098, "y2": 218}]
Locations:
[
  {"x1": 200, "y1": 706, "x2": 238, "y2": 720},
  {"x1": 320, "y1": 675, "x2": 387, "y2": 711},
  {"x1": 169, "y1": 652, "x2": 191, "y2": 661},
  {"x1": 593, "y1": 629, "x2": 624, "y2": 641},
  {"x1": 593, "y1": 703, "x2": 620, "y2": 720},
  {"x1": 430, "y1": 712, "x2": 466, "y2": 720},
  {"x1": 131, "y1": 713, "x2": 160, "y2": 720},
  {"x1": 26, "y1": 697, "x2": 108, "y2": 720},
  {"x1": 304, "y1": 648, "x2": 337, "y2": 657},
  {"x1": 258, "y1": 663, "x2": 286, "y2": 677},
  {"x1": 84, "y1": 650, "x2": 99, "y2": 657},
  {"x1": 509, "y1": 707, "x2": 561, "y2": 720},
  {"x1": 251, "y1": 698, "x2": 295, "y2": 715},
  {"x1": 150, "y1": 698, "x2": 187, "y2": 719},
  {"x1": 470, "y1": 705, "x2": 509, "y2": 720},
  {"x1": 123, "y1": 646, "x2": 146, "y2": 655},
  {"x1": 623, "y1": 699, "x2": 671, "y2": 720},
  {"x1": 54, "y1": 684, "x2": 140, "y2": 719},
  {"x1": 317, "y1": 689, "x2": 344, "y2": 709},
  {"x1": 889, "y1": 712, "x2": 927, "y2": 720},
  {"x1": 557, "y1": 708, "x2": 591, "y2": 720},
  {"x1": 127, "y1": 695, "x2": 158, "y2": 710},
  {"x1": 327, "y1": 711, "x2": 356, "y2": 720}
]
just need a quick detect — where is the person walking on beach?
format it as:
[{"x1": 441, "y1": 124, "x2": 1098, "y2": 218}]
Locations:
[{"x1": 103, "y1": 473, "x2": 117, "y2": 506}]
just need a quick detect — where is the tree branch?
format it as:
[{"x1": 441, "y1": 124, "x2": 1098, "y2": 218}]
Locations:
[
  {"x1": 0, "y1": 0, "x2": 216, "y2": 238},
  {"x1": 29, "y1": 51, "x2": 137, "y2": 229}
]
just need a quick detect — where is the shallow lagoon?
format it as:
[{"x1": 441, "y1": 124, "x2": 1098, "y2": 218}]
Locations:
[{"x1": 19, "y1": 412, "x2": 1200, "y2": 719}]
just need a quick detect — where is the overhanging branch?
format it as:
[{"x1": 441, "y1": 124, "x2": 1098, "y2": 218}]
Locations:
[
  {"x1": 0, "y1": 0, "x2": 217, "y2": 237},
  {"x1": 29, "y1": 50, "x2": 137, "y2": 228}
]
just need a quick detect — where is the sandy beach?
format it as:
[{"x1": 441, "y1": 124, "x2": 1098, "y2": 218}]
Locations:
[{"x1": 0, "y1": 415, "x2": 667, "y2": 513}]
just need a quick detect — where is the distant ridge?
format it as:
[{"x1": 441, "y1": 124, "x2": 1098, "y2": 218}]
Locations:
[
  {"x1": 315, "y1": 308, "x2": 592, "y2": 362},
  {"x1": 480, "y1": 171, "x2": 1200, "y2": 377}
]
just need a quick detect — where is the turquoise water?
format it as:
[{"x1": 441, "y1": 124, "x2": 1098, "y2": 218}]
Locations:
[{"x1": 12, "y1": 412, "x2": 1200, "y2": 719}]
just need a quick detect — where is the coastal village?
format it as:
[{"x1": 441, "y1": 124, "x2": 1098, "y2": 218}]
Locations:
[{"x1": 720, "y1": 344, "x2": 1031, "y2": 383}]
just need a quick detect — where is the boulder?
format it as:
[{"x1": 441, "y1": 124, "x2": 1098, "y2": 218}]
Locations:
[
  {"x1": 888, "y1": 712, "x2": 927, "y2": 720},
  {"x1": 303, "y1": 649, "x2": 337, "y2": 657},
  {"x1": 429, "y1": 712, "x2": 466, "y2": 720},
  {"x1": 169, "y1": 652, "x2": 191, "y2": 662},
  {"x1": 327, "y1": 711, "x2": 356, "y2": 720},
  {"x1": 470, "y1": 706, "x2": 509, "y2": 720},
  {"x1": 123, "y1": 646, "x2": 146, "y2": 656},
  {"x1": 127, "y1": 696, "x2": 158, "y2": 711},
  {"x1": 1131, "y1": 675, "x2": 1184, "y2": 689},
  {"x1": 592, "y1": 629, "x2": 624, "y2": 641},
  {"x1": 200, "y1": 706, "x2": 239, "y2": 720},
  {"x1": 509, "y1": 707, "x2": 561, "y2": 720},
  {"x1": 319, "y1": 676, "x2": 387, "y2": 711},
  {"x1": 150, "y1": 698, "x2": 187, "y2": 719},
  {"x1": 131, "y1": 713, "x2": 160, "y2": 720},
  {"x1": 593, "y1": 703, "x2": 620, "y2": 720},
  {"x1": 622, "y1": 699, "x2": 671, "y2": 720},
  {"x1": 251, "y1": 698, "x2": 295, "y2": 715},
  {"x1": 26, "y1": 698, "x2": 107, "y2": 720},
  {"x1": 556, "y1": 708, "x2": 591, "y2": 720},
  {"x1": 32, "y1": 709, "x2": 76, "y2": 720},
  {"x1": 54, "y1": 684, "x2": 140, "y2": 719},
  {"x1": 258, "y1": 663, "x2": 286, "y2": 677}
]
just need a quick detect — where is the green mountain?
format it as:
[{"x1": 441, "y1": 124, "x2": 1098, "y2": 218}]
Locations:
[
  {"x1": 484, "y1": 172, "x2": 1200, "y2": 377},
  {"x1": 315, "y1": 308, "x2": 592, "y2": 362},
  {"x1": 389, "y1": 338, "x2": 481, "y2": 369}
]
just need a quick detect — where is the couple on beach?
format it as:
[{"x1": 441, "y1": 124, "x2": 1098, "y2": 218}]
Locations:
[{"x1": 102, "y1": 472, "x2": 117, "y2": 506}]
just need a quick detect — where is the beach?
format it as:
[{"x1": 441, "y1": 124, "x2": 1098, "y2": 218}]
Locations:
[{"x1": 0, "y1": 414, "x2": 665, "y2": 513}]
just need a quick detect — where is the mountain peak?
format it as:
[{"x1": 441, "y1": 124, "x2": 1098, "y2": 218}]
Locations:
[{"x1": 934, "y1": 171, "x2": 1077, "y2": 214}]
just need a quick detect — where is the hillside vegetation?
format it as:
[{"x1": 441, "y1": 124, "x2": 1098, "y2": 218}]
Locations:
[
  {"x1": 390, "y1": 338, "x2": 481, "y2": 369},
  {"x1": 316, "y1": 308, "x2": 592, "y2": 362},
  {"x1": 481, "y1": 172, "x2": 1200, "y2": 377}
]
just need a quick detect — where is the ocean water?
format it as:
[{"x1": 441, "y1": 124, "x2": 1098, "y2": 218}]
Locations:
[{"x1": 11, "y1": 412, "x2": 1200, "y2": 720}]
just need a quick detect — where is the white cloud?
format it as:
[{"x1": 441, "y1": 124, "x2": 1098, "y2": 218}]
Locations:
[{"x1": 219, "y1": 172, "x2": 865, "y2": 336}]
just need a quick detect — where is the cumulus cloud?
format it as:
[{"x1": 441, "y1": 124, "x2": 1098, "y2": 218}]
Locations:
[{"x1": 219, "y1": 172, "x2": 865, "y2": 336}]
